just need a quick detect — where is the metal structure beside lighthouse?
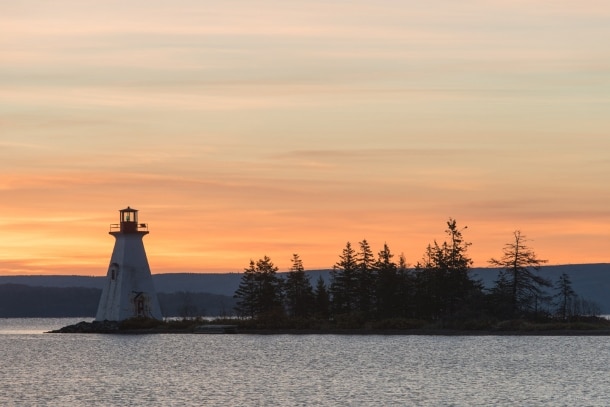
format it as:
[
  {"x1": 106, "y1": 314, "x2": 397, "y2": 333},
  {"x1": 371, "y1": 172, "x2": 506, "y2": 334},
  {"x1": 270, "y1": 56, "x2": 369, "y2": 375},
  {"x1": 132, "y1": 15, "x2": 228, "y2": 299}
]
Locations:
[{"x1": 95, "y1": 207, "x2": 163, "y2": 321}]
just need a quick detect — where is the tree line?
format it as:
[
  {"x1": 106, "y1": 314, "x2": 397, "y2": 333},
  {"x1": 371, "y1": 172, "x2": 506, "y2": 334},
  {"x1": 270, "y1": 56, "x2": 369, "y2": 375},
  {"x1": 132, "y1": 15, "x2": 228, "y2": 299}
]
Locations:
[{"x1": 233, "y1": 219, "x2": 601, "y2": 328}]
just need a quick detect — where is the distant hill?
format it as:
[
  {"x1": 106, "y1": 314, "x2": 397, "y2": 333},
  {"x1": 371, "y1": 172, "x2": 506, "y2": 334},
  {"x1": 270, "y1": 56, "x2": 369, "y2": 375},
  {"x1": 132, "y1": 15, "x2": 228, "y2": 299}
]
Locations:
[
  {"x1": 0, "y1": 275, "x2": 104, "y2": 289},
  {"x1": 0, "y1": 285, "x2": 237, "y2": 318},
  {"x1": 1, "y1": 264, "x2": 608, "y2": 313},
  {"x1": 0, "y1": 270, "x2": 333, "y2": 297},
  {"x1": 154, "y1": 270, "x2": 332, "y2": 295},
  {"x1": 0, "y1": 284, "x2": 100, "y2": 317}
]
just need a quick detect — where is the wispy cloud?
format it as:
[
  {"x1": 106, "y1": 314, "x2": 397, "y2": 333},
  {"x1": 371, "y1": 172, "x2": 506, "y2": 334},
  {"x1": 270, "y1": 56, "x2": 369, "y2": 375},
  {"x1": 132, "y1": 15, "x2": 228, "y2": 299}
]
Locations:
[{"x1": 1, "y1": 0, "x2": 609, "y2": 273}]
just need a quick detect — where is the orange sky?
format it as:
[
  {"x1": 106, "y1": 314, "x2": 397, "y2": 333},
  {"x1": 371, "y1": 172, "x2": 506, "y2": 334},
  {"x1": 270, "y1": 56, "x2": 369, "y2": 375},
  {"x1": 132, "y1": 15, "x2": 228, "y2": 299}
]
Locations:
[{"x1": 1, "y1": 1, "x2": 609, "y2": 275}]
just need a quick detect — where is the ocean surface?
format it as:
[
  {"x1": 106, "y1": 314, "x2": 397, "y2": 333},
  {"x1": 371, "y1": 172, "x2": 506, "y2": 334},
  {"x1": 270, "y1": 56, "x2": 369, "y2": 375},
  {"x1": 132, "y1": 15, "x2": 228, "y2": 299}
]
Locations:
[{"x1": 2, "y1": 318, "x2": 610, "y2": 406}]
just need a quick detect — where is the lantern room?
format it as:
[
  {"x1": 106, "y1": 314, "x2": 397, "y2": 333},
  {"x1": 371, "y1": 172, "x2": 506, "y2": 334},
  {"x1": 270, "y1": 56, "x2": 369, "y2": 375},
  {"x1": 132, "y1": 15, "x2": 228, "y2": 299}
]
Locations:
[
  {"x1": 110, "y1": 206, "x2": 148, "y2": 234},
  {"x1": 121, "y1": 206, "x2": 138, "y2": 223}
]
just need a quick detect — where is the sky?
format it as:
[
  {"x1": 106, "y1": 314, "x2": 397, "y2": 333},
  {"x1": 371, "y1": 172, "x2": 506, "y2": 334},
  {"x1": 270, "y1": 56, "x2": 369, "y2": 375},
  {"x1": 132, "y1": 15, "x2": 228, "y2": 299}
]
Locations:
[{"x1": 1, "y1": 0, "x2": 609, "y2": 275}]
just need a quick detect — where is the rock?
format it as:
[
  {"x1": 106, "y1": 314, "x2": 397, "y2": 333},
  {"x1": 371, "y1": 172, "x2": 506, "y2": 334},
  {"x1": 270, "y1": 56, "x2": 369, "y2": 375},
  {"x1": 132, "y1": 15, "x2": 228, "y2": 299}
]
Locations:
[{"x1": 48, "y1": 320, "x2": 119, "y2": 333}]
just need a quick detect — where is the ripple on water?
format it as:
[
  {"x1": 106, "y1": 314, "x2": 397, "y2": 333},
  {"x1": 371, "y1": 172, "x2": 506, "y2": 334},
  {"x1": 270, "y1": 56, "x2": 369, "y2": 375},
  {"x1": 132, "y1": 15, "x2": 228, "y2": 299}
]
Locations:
[{"x1": 2, "y1": 321, "x2": 610, "y2": 406}]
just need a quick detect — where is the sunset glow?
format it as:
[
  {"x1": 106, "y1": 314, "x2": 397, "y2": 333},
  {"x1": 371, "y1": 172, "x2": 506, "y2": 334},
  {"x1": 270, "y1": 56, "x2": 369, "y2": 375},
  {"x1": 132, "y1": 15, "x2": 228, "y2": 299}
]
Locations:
[{"x1": 2, "y1": 1, "x2": 609, "y2": 275}]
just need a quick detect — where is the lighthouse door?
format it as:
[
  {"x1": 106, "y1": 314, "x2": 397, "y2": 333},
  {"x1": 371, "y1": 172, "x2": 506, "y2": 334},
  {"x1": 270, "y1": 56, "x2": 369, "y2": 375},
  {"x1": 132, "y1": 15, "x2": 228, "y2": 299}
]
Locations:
[
  {"x1": 133, "y1": 292, "x2": 147, "y2": 317},
  {"x1": 136, "y1": 297, "x2": 145, "y2": 316}
]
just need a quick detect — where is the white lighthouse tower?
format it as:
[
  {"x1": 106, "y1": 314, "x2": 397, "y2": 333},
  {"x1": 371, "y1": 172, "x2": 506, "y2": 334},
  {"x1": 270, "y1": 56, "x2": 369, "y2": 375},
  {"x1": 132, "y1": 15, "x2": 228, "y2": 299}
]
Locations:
[{"x1": 95, "y1": 207, "x2": 163, "y2": 321}]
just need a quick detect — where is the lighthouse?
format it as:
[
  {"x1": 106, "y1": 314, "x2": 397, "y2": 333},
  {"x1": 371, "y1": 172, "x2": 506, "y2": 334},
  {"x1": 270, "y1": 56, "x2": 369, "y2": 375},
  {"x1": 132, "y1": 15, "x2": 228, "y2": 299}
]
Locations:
[{"x1": 95, "y1": 207, "x2": 163, "y2": 321}]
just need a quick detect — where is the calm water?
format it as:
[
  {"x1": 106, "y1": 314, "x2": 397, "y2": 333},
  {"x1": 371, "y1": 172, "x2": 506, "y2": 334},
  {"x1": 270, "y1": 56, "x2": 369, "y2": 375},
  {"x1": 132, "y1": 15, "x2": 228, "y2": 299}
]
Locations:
[{"x1": 1, "y1": 319, "x2": 610, "y2": 406}]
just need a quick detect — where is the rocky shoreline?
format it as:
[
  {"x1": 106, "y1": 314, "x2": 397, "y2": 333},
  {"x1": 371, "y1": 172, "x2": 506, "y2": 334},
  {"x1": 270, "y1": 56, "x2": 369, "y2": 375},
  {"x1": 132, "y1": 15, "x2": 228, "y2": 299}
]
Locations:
[
  {"x1": 47, "y1": 320, "x2": 237, "y2": 334},
  {"x1": 47, "y1": 320, "x2": 120, "y2": 333}
]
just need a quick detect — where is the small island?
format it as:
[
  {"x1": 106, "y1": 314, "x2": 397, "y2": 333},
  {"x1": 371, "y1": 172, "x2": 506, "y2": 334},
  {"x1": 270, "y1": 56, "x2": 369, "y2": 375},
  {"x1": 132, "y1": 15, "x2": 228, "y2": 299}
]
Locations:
[
  {"x1": 48, "y1": 314, "x2": 610, "y2": 336},
  {"x1": 49, "y1": 218, "x2": 610, "y2": 336}
]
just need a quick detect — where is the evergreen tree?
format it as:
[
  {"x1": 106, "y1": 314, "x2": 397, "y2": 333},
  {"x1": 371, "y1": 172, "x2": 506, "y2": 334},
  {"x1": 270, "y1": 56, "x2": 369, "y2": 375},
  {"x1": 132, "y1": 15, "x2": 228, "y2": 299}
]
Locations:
[
  {"x1": 396, "y1": 253, "x2": 414, "y2": 318},
  {"x1": 439, "y1": 219, "x2": 478, "y2": 317},
  {"x1": 330, "y1": 242, "x2": 359, "y2": 314},
  {"x1": 413, "y1": 219, "x2": 479, "y2": 320},
  {"x1": 489, "y1": 231, "x2": 550, "y2": 317},
  {"x1": 356, "y1": 239, "x2": 377, "y2": 316},
  {"x1": 413, "y1": 244, "x2": 442, "y2": 320},
  {"x1": 234, "y1": 260, "x2": 260, "y2": 318},
  {"x1": 284, "y1": 254, "x2": 314, "y2": 318},
  {"x1": 255, "y1": 256, "x2": 284, "y2": 316},
  {"x1": 398, "y1": 253, "x2": 408, "y2": 271},
  {"x1": 233, "y1": 256, "x2": 284, "y2": 318},
  {"x1": 375, "y1": 243, "x2": 400, "y2": 319}
]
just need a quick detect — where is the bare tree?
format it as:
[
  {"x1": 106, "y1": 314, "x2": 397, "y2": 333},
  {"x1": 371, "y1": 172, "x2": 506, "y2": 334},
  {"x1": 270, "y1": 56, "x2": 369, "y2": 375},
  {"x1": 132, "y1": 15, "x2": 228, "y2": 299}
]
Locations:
[{"x1": 489, "y1": 231, "x2": 550, "y2": 317}]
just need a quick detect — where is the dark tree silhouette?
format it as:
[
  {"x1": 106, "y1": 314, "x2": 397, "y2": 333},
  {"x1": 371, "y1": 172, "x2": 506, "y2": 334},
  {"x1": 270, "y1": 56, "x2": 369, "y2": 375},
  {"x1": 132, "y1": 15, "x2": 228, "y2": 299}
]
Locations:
[
  {"x1": 489, "y1": 231, "x2": 550, "y2": 317},
  {"x1": 487, "y1": 270, "x2": 514, "y2": 319},
  {"x1": 414, "y1": 219, "x2": 479, "y2": 320},
  {"x1": 313, "y1": 275, "x2": 331, "y2": 319},
  {"x1": 234, "y1": 261, "x2": 258, "y2": 318},
  {"x1": 356, "y1": 239, "x2": 377, "y2": 317},
  {"x1": 413, "y1": 244, "x2": 439, "y2": 319},
  {"x1": 439, "y1": 219, "x2": 479, "y2": 317},
  {"x1": 330, "y1": 242, "x2": 359, "y2": 314},
  {"x1": 375, "y1": 243, "x2": 400, "y2": 319},
  {"x1": 396, "y1": 253, "x2": 415, "y2": 318},
  {"x1": 284, "y1": 253, "x2": 314, "y2": 318},
  {"x1": 229, "y1": 221, "x2": 608, "y2": 330},
  {"x1": 554, "y1": 272, "x2": 576, "y2": 320},
  {"x1": 234, "y1": 256, "x2": 284, "y2": 318}
]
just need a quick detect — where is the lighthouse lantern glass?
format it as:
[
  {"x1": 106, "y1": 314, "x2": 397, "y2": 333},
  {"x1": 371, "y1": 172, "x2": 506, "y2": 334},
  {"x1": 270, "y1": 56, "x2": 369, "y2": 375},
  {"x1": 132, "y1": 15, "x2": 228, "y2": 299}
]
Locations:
[{"x1": 121, "y1": 208, "x2": 137, "y2": 224}]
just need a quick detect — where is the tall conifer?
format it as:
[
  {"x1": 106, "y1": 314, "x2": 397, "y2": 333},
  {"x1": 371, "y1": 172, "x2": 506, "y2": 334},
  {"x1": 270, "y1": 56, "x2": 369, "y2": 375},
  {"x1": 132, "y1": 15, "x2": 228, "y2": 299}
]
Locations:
[{"x1": 285, "y1": 254, "x2": 314, "y2": 318}]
